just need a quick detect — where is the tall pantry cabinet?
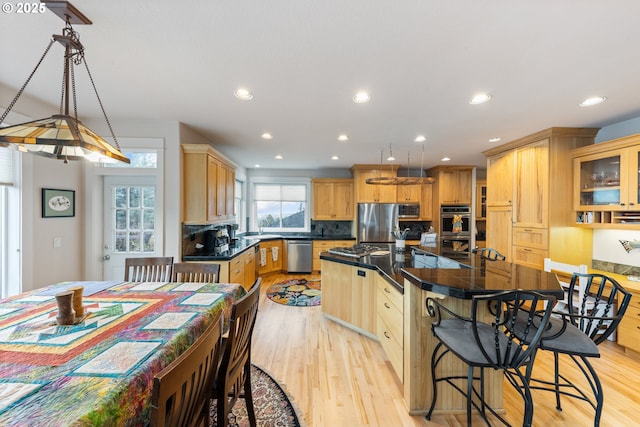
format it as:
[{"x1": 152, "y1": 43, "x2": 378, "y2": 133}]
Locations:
[{"x1": 482, "y1": 128, "x2": 599, "y2": 268}]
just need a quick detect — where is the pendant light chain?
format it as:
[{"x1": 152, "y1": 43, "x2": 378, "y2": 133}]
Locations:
[
  {"x1": 82, "y1": 58, "x2": 120, "y2": 150},
  {"x1": 0, "y1": 39, "x2": 55, "y2": 124}
]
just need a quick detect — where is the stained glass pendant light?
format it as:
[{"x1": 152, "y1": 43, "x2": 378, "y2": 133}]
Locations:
[{"x1": 0, "y1": 1, "x2": 129, "y2": 164}]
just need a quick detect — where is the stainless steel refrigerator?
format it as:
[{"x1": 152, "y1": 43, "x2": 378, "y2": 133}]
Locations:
[{"x1": 358, "y1": 203, "x2": 398, "y2": 243}]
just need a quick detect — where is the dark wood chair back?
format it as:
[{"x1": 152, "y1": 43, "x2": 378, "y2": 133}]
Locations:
[
  {"x1": 150, "y1": 311, "x2": 224, "y2": 427},
  {"x1": 172, "y1": 262, "x2": 220, "y2": 283},
  {"x1": 213, "y1": 278, "x2": 261, "y2": 426},
  {"x1": 124, "y1": 257, "x2": 173, "y2": 282}
]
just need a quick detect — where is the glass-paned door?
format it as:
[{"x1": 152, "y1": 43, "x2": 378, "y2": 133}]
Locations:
[{"x1": 103, "y1": 176, "x2": 162, "y2": 280}]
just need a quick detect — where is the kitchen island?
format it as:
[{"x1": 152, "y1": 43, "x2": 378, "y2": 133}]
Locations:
[{"x1": 320, "y1": 246, "x2": 563, "y2": 416}]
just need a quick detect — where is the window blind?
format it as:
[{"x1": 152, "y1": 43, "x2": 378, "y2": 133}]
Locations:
[{"x1": 0, "y1": 148, "x2": 13, "y2": 186}]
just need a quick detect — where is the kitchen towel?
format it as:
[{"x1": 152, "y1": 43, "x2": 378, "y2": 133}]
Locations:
[
  {"x1": 272, "y1": 246, "x2": 279, "y2": 261},
  {"x1": 260, "y1": 248, "x2": 267, "y2": 267}
]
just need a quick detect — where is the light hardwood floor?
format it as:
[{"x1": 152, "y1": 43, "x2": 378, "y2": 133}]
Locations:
[{"x1": 251, "y1": 273, "x2": 640, "y2": 426}]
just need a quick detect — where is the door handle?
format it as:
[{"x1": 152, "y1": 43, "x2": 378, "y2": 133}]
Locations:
[{"x1": 102, "y1": 254, "x2": 111, "y2": 261}]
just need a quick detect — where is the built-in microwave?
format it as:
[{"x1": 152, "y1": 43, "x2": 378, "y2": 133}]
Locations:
[{"x1": 398, "y1": 203, "x2": 420, "y2": 218}]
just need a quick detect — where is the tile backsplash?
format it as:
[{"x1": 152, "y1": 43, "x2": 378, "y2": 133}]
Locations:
[{"x1": 592, "y1": 259, "x2": 640, "y2": 276}]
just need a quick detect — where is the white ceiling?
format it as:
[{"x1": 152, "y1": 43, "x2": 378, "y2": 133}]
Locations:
[{"x1": 2, "y1": 0, "x2": 640, "y2": 170}]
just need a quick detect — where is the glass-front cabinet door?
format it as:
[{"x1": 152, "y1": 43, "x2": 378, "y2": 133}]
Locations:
[
  {"x1": 575, "y1": 151, "x2": 624, "y2": 210},
  {"x1": 572, "y1": 136, "x2": 640, "y2": 227},
  {"x1": 575, "y1": 146, "x2": 640, "y2": 210}
]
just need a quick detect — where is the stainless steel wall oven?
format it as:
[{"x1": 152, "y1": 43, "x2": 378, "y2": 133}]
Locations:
[{"x1": 439, "y1": 205, "x2": 471, "y2": 258}]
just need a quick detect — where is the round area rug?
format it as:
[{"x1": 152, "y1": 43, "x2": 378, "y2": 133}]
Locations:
[
  {"x1": 211, "y1": 364, "x2": 301, "y2": 427},
  {"x1": 266, "y1": 279, "x2": 321, "y2": 307}
]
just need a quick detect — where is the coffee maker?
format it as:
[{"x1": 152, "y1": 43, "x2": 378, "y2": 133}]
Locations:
[
  {"x1": 226, "y1": 223, "x2": 239, "y2": 247},
  {"x1": 208, "y1": 226, "x2": 230, "y2": 254}
]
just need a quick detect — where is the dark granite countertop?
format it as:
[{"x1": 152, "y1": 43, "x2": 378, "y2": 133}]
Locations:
[
  {"x1": 320, "y1": 246, "x2": 564, "y2": 299},
  {"x1": 240, "y1": 233, "x2": 355, "y2": 241},
  {"x1": 183, "y1": 234, "x2": 356, "y2": 261},
  {"x1": 320, "y1": 245, "x2": 447, "y2": 293}
]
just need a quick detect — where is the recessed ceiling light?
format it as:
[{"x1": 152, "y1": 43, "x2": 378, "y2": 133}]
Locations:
[
  {"x1": 469, "y1": 93, "x2": 491, "y2": 104},
  {"x1": 331, "y1": 155, "x2": 339, "y2": 160},
  {"x1": 441, "y1": 157, "x2": 451, "y2": 162},
  {"x1": 338, "y1": 134, "x2": 349, "y2": 141},
  {"x1": 414, "y1": 135, "x2": 426, "y2": 142},
  {"x1": 261, "y1": 132, "x2": 273, "y2": 140},
  {"x1": 234, "y1": 88, "x2": 253, "y2": 100},
  {"x1": 255, "y1": 164, "x2": 261, "y2": 168},
  {"x1": 353, "y1": 91, "x2": 371, "y2": 103},
  {"x1": 488, "y1": 137, "x2": 501, "y2": 143},
  {"x1": 275, "y1": 154, "x2": 283, "y2": 160},
  {"x1": 579, "y1": 96, "x2": 607, "y2": 107}
]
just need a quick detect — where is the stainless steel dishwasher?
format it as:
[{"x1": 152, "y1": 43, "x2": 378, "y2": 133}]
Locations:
[{"x1": 287, "y1": 240, "x2": 313, "y2": 273}]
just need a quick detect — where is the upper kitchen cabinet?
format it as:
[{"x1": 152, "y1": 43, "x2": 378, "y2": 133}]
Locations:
[
  {"x1": 483, "y1": 128, "x2": 599, "y2": 268},
  {"x1": 420, "y1": 183, "x2": 433, "y2": 220},
  {"x1": 182, "y1": 144, "x2": 236, "y2": 224},
  {"x1": 486, "y1": 150, "x2": 514, "y2": 207},
  {"x1": 428, "y1": 166, "x2": 473, "y2": 205},
  {"x1": 571, "y1": 133, "x2": 640, "y2": 227},
  {"x1": 312, "y1": 178, "x2": 354, "y2": 220},
  {"x1": 396, "y1": 184, "x2": 421, "y2": 203},
  {"x1": 351, "y1": 165, "x2": 399, "y2": 203}
]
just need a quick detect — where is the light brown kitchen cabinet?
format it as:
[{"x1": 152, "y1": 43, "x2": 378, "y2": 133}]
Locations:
[
  {"x1": 513, "y1": 139, "x2": 549, "y2": 228},
  {"x1": 321, "y1": 259, "x2": 377, "y2": 336},
  {"x1": 376, "y1": 276, "x2": 403, "y2": 380},
  {"x1": 420, "y1": 183, "x2": 433, "y2": 220},
  {"x1": 571, "y1": 133, "x2": 640, "y2": 228},
  {"x1": 486, "y1": 151, "x2": 514, "y2": 207},
  {"x1": 397, "y1": 184, "x2": 421, "y2": 202},
  {"x1": 257, "y1": 239, "x2": 284, "y2": 275},
  {"x1": 483, "y1": 127, "x2": 598, "y2": 267},
  {"x1": 312, "y1": 178, "x2": 354, "y2": 220},
  {"x1": 476, "y1": 179, "x2": 487, "y2": 219},
  {"x1": 617, "y1": 290, "x2": 640, "y2": 355},
  {"x1": 312, "y1": 240, "x2": 352, "y2": 271},
  {"x1": 486, "y1": 206, "x2": 512, "y2": 260},
  {"x1": 429, "y1": 166, "x2": 473, "y2": 205},
  {"x1": 182, "y1": 144, "x2": 236, "y2": 224},
  {"x1": 351, "y1": 164, "x2": 399, "y2": 203},
  {"x1": 200, "y1": 247, "x2": 256, "y2": 290}
]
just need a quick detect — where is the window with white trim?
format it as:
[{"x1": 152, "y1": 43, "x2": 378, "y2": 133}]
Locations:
[{"x1": 253, "y1": 183, "x2": 308, "y2": 232}]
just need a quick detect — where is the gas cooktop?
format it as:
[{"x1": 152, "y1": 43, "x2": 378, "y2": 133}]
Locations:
[{"x1": 327, "y1": 244, "x2": 382, "y2": 258}]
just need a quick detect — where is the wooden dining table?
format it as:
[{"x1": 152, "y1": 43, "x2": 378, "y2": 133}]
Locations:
[{"x1": 0, "y1": 280, "x2": 246, "y2": 426}]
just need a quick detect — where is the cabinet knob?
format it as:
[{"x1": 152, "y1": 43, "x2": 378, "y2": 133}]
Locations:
[
  {"x1": 384, "y1": 287, "x2": 391, "y2": 293},
  {"x1": 384, "y1": 302, "x2": 391, "y2": 309}
]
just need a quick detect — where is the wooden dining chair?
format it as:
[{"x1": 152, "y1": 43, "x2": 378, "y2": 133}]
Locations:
[
  {"x1": 150, "y1": 311, "x2": 224, "y2": 427},
  {"x1": 425, "y1": 290, "x2": 556, "y2": 427},
  {"x1": 213, "y1": 278, "x2": 261, "y2": 427},
  {"x1": 172, "y1": 262, "x2": 220, "y2": 283},
  {"x1": 124, "y1": 256, "x2": 173, "y2": 282}
]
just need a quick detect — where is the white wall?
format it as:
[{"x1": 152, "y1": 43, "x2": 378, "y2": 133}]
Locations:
[
  {"x1": 593, "y1": 229, "x2": 640, "y2": 266},
  {"x1": 22, "y1": 156, "x2": 84, "y2": 291}
]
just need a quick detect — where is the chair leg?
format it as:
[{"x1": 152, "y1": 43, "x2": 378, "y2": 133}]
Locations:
[
  {"x1": 579, "y1": 356, "x2": 603, "y2": 427},
  {"x1": 522, "y1": 379, "x2": 534, "y2": 427},
  {"x1": 425, "y1": 341, "x2": 444, "y2": 421},
  {"x1": 217, "y1": 393, "x2": 230, "y2": 426},
  {"x1": 553, "y1": 351, "x2": 562, "y2": 411},
  {"x1": 244, "y1": 362, "x2": 257, "y2": 427},
  {"x1": 467, "y1": 365, "x2": 473, "y2": 427}
]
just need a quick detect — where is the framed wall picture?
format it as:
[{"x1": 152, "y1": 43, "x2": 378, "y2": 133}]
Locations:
[{"x1": 42, "y1": 188, "x2": 75, "y2": 218}]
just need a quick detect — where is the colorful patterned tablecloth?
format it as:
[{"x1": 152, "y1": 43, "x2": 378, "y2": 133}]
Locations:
[{"x1": 0, "y1": 281, "x2": 246, "y2": 426}]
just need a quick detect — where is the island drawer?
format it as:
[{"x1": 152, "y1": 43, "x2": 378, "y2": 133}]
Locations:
[
  {"x1": 376, "y1": 277, "x2": 403, "y2": 313},
  {"x1": 376, "y1": 312, "x2": 403, "y2": 380}
]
